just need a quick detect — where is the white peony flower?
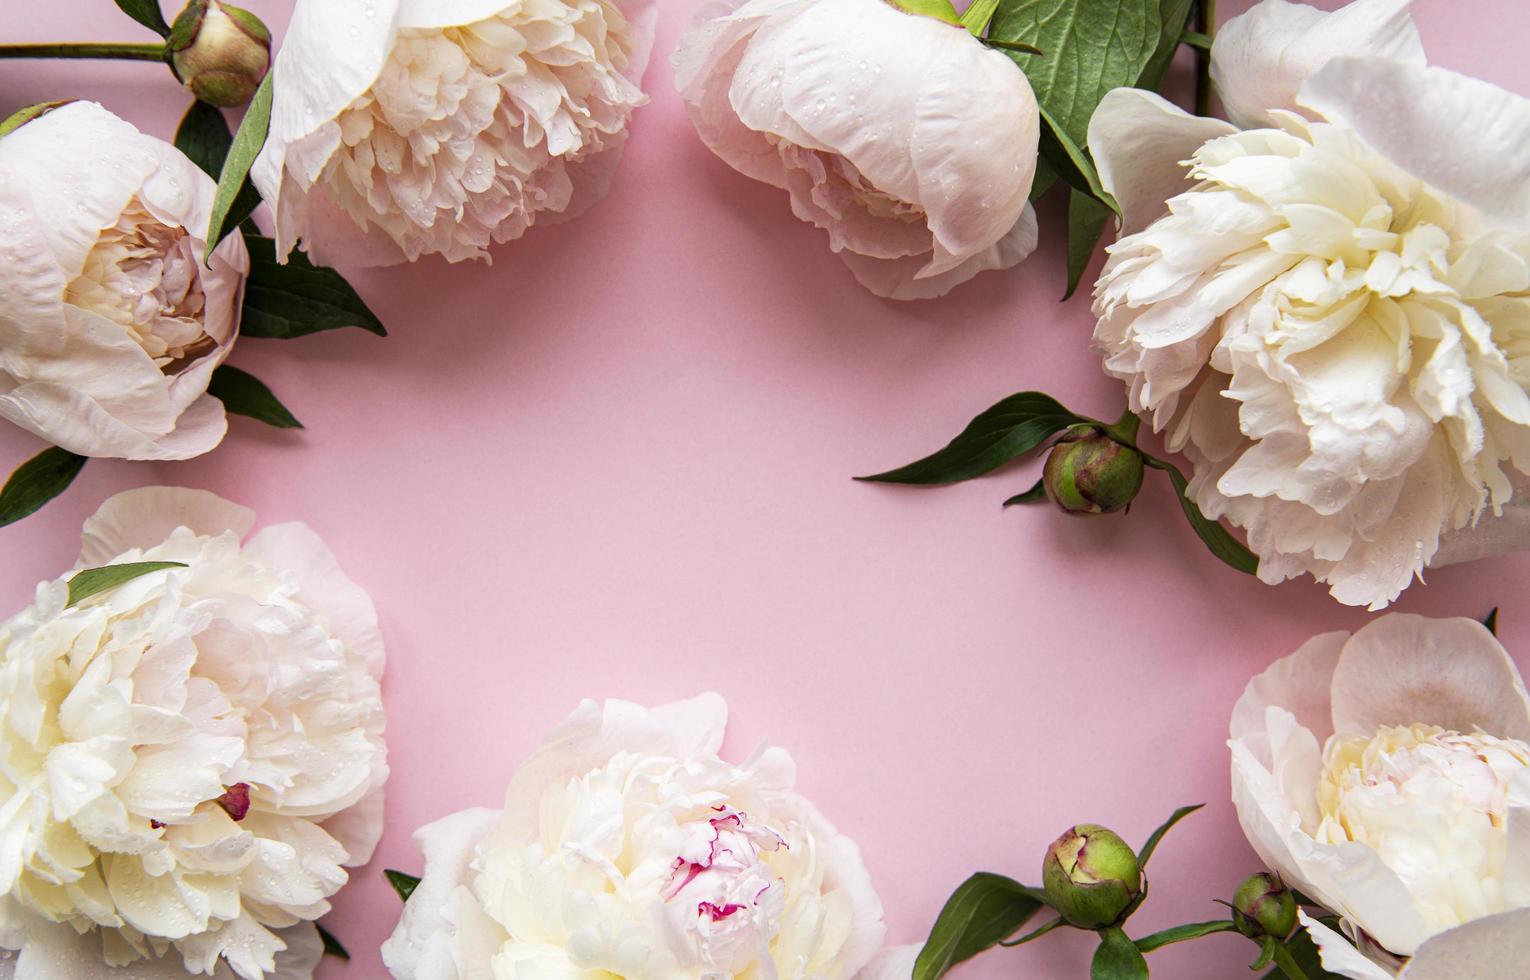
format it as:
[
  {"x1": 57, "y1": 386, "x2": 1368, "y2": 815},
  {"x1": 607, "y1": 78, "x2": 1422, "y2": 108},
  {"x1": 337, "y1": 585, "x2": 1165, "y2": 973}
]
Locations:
[
  {"x1": 1086, "y1": 0, "x2": 1530, "y2": 608},
  {"x1": 0, "y1": 487, "x2": 388, "y2": 980},
  {"x1": 251, "y1": 0, "x2": 657, "y2": 267},
  {"x1": 0, "y1": 102, "x2": 247, "y2": 461},
  {"x1": 1229, "y1": 613, "x2": 1530, "y2": 978},
  {"x1": 381, "y1": 694, "x2": 918, "y2": 979},
  {"x1": 672, "y1": 0, "x2": 1040, "y2": 301}
]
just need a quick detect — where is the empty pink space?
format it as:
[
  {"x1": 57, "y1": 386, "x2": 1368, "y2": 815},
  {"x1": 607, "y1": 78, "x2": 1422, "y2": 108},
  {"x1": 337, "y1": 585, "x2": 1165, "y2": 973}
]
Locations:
[{"x1": 2, "y1": 0, "x2": 1528, "y2": 976}]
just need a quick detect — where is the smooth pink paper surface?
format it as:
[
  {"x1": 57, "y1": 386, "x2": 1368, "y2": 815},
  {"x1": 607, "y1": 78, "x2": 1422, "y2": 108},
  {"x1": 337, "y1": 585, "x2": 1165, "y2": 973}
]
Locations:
[{"x1": 3, "y1": 1, "x2": 1528, "y2": 976}]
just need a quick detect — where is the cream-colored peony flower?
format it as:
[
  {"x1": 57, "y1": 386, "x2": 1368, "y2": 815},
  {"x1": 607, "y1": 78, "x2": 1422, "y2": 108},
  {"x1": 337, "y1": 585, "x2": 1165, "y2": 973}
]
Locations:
[
  {"x1": 0, "y1": 102, "x2": 247, "y2": 461},
  {"x1": 252, "y1": 0, "x2": 656, "y2": 267},
  {"x1": 1086, "y1": 0, "x2": 1530, "y2": 608},
  {"x1": 0, "y1": 488, "x2": 388, "y2": 980},
  {"x1": 672, "y1": 0, "x2": 1040, "y2": 301},
  {"x1": 381, "y1": 694, "x2": 918, "y2": 979},
  {"x1": 1229, "y1": 614, "x2": 1530, "y2": 978}
]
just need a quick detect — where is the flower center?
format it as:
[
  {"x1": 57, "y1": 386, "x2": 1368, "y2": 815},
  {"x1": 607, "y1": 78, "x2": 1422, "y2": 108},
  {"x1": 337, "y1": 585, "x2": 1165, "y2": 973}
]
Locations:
[
  {"x1": 661, "y1": 806, "x2": 787, "y2": 973},
  {"x1": 64, "y1": 198, "x2": 211, "y2": 372},
  {"x1": 1316, "y1": 723, "x2": 1530, "y2": 935}
]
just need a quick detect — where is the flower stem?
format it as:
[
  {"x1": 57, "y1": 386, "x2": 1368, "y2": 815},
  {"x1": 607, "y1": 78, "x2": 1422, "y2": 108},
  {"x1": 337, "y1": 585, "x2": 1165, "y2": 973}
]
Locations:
[
  {"x1": 0, "y1": 42, "x2": 167, "y2": 62},
  {"x1": 1193, "y1": 0, "x2": 1217, "y2": 116}
]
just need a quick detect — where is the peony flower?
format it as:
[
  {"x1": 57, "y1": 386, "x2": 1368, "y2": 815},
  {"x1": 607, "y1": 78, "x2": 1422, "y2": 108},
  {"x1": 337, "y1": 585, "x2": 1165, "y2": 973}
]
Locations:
[
  {"x1": 1086, "y1": 0, "x2": 1530, "y2": 608},
  {"x1": 0, "y1": 102, "x2": 247, "y2": 461},
  {"x1": 381, "y1": 693, "x2": 918, "y2": 979},
  {"x1": 251, "y1": 0, "x2": 657, "y2": 267},
  {"x1": 1228, "y1": 613, "x2": 1530, "y2": 978},
  {"x1": 0, "y1": 487, "x2": 388, "y2": 980},
  {"x1": 672, "y1": 0, "x2": 1040, "y2": 301}
]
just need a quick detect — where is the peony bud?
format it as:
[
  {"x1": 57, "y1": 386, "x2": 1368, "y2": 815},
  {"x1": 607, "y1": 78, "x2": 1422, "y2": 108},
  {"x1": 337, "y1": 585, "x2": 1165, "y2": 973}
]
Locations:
[
  {"x1": 1232, "y1": 873, "x2": 1298, "y2": 940},
  {"x1": 1042, "y1": 824, "x2": 1142, "y2": 928},
  {"x1": 168, "y1": 0, "x2": 271, "y2": 107},
  {"x1": 1043, "y1": 425, "x2": 1145, "y2": 515}
]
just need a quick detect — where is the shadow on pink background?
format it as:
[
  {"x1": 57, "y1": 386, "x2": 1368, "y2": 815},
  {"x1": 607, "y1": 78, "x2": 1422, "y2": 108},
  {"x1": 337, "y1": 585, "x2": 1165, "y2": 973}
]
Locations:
[{"x1": 2, "y1": 0, "x2": 1527, "y2": 976}]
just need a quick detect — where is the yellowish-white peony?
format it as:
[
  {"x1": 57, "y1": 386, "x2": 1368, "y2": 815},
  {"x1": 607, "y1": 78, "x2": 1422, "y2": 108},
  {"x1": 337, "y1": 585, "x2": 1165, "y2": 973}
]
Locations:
[
  {"x1": 0, "y1": 488, "x2": 388, "y2": 980},
  {"x1": 672, "y1": 0, "x2": 1040, "y2": 300},
  {"x1": 1087, "y1": 0, "x2": 1530, "y2": 608},
  {"x1": 1229, "y1": 614, "x2": 1530, "y2": 978},
  {"x1": 0, "y1": 102, "x2": 247, "y2": 461},
  {"x1": 381, "y1": 694, "x2": 918, "y2": 979},
  {"x1": 252, "y1": 0, "x2": 656, "y2": 267}
]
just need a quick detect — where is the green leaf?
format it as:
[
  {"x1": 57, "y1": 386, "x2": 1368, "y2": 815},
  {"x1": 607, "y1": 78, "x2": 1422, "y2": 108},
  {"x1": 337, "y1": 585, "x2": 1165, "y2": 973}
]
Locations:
[
  {"x1": 386, "y1": 869, "x2": 421, "y2": 902},
  {"x1": 1065, "y1": 189, "x2": 1113, "y2": 300},
  {"x1": 208, "y1": 365, "x2": 303, "y2": 429},
  {"x1": 913, "y1": 873, "x2": 1047, "y2": 980},
  {"x1": 316, "y1": 923, "x2": 349, "y2": 960},
  {"x1": 115, "y1": 0, "x2": 171, "y2": 37},
  {"x1": 0, "y1": 447, "x2": 87, "y2": 528},
  {"x1": 1136, "y1": 0, "x2": 1197, "y2": 90},
  {"x1": 241, "y1": 235, "x2": 388, "y2": 339},
  {"x1": 1485, "y1": 607, "x2": 1500, "y2": 635},
  {"x1": 1092, "y1": 927, "x2": 1149, "y2": 980},
  {"x1": 205, "y1": 70, "x2": 272, "y2": 259},
  {"x1": 1037, "y1": 105, "x2": 1118, "y2": 213},
  {"x1": 856, "y1": 392, "x2": 1083, "y2": 485},
  {"x1": 1262, "y1": 930, "x2": 1346, "y2": 980},
  {"x1": 1134, "y1": 920, "x2": 1237, "y2": 953},
  {"x1": 989, "y1": 0, "x2": 1162, "y2": 145},
  {"x1": 960, "y1": 0, "x2": 1003, "y2": 34},
  {"x1": 1137, "y1": 803, "x2": 1203, "y2": 867},
  {"x1": 1145, "y1": 457, "x2": 1260, "y2": 575},
  {"x1": 0, "y1": 101, "x2": 74, "y2": 140},
  {"x1": 1003, "y1": 479, "x2": 1048, "y2": 507},
  {"x1": 67, "y1": 562, "x2": 187, "y2": 607}
]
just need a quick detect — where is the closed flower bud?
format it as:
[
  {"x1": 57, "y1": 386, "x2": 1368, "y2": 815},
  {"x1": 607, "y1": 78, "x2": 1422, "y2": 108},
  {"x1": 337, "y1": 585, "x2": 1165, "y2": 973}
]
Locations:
[
  {"x1": 1232, "y1": 873, "x2": 1298, "y2": 940},
  {"x1": 1042, "y1": 824, "x2": 1142, "y2": 928},
  {"x1": 1043, "y1": 425, "x2": 1145, "y2": 515},
  {"x1": 169, "y1": 0, "x2": 271, "y2": 107}
]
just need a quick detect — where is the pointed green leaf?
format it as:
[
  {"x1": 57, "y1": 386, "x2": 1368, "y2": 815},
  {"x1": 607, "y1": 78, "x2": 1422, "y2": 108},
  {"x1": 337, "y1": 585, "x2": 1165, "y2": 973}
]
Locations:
[
  {"x1": 989, "y1": 0, "x2": 1161, "y2": 144},
  {"x1": 1138, "y1": 803, "x2": 1203, "y2": 867},
  {"x1": 316, "y1": 923, "x2": 350, "y2": 960},
  {"x1": 1261, "y1": 930, "x2": 1347, "y2": 980},
  {"x1": 1136, "y1": 0, "x2": 1197, "y2": 90},
  {"x1": 1092, "y1": 927, "x2": 1149, "y2": 980},
  {"x1": 208, "y1": 364, "x2": 303, "y2": 429},
  {"x1": 386, "y1": 869, "x2": 421, "y2": 902},
  {"x1": 1037, "y1": 105, "x2": 1118, "y2": 213},
  {"x1": 241, "y1": 235, "x2": 388, "y2": 339},
  {"x1": 960, "y1": 0, "x2": 1003, "y2": 35},
  {"x1": 205, "y1": 70, "x2": 272, "y2": 259},
  {"x1": 0, "y1": 101, "x2": 74, "y2": 140},
  {"x1": 176, "y1": 100, "x2": 231, "y2": 176},
  {"x1": 1145, "y1": 457, "x2": 1260, "y2": 574},
  {"x1": 1485, "y1": 608, "x2": 1500, "y2": 635},
  {"x1": 115, "y1": 0, "x2": 171, "y2": 37},
  {"x1": 1134, "y1": 920, "x2": 1237, "y2": 953},
  {"x1": 856, "y1": 392, "x2": 1083, "y2": 485},
  {"x1": 914, "y1": 873, "x2": 1046, "y2": 980},
  {"x1": 889, "y1": 0, "x2": 963, "y2": 25},
  {"x1": 68, "y1": 562, "x2": 187, "y2": 607},
  {"x1": 0, "y1": 447, "x2": 87, "y2": 528},
  {"x1": 1065, "y1": 190, "x2": 1113, "y2": 300},
  {"x1": 1003, "y1": 479, "x2": 1048, "y2": 507}
]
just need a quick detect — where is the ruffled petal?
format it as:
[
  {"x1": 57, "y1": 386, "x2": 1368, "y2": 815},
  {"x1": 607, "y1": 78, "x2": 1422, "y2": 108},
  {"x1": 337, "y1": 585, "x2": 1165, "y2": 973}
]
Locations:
[
  {"x1": 1401, "y1": 909, "x2": 1530, "y2": 978},
  {"x1": 379, "y1": 807, "x2": 502, "y2": 980},
  {"x1": 77, "y1": 487, "x2": 255, "y2": 567},
  {"x1": 1299, "y1": 912, "x2": 1394, "y2": 980}
]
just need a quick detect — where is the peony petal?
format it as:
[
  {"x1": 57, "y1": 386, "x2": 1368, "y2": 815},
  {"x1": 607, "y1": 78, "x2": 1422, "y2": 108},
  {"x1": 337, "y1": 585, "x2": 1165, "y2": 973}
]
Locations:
[
  {"x1": 379, "y1": 807, "x2": 502, "y2": 980},
  {"x1": 1231, "y1": 630, "x2": 1347, "y2": 748},
  {"x1": 77, "y1": 487, "x2": 254, "y2": 568},
  {"x1": 1433, "y1": 490, "x2": 1530, "y2": 569},
  {"x1": 1400, "y1": 909, "x2": 1530, "y2": 978},
  {"x1": 1328, "y1": 614, "x2": 1530, "y2": 741},
  {"x1": 1298, "y1": 58, "x2": 1530, "y2": 229},
  {"x1": 1299, "y1": 912, "x2": 1394, "y2": 980},
  {"x1": 853, "y1": 944, "x2": 920, "y2": 980},
  {"x1": 1505, "y1": 767, "x2": 1530, "y2": 907},
  {"x1": 1088, "y1": 88, "x2": 1237, "y2": 238},
  {"x1": 1211, "y1": 0, "x2": 1424, "y2": 130},
  {"x1": 837, "y1": 207, "x2": 1037, "y2": 301}
]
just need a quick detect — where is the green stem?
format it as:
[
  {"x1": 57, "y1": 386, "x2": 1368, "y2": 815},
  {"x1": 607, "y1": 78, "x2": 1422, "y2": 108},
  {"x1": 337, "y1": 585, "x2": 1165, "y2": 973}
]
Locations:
[
  {"x1": 998, "y1": 916, "x2": 1066, "y2": 947},
  {"x1": 0, "y1": 42, "x2": 167, "y2": 62},
  {"x1": 1193, "y1": 0, "x2": 1216, "y2": 117},
  {"x1": 1270, "y1": 940, "x2": 1313, "y2": 980}
]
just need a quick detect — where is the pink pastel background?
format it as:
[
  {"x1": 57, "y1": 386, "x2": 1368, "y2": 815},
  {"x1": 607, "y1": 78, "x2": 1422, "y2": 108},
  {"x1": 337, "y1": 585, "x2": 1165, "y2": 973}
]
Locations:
[{"x1": 4, "y1": 0, "x2": 1530, "y2": 975}]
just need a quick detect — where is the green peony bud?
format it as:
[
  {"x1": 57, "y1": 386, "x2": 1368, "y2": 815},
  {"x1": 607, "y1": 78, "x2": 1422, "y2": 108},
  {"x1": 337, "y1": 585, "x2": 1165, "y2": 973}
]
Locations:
[
  {"x1": 1232, "y1": 873, "x2": 1298, "y2": 940},
  {"x1": 1042, "y1": 824, "x2": 1142, "y2": 928},
  {"x1": 1043, "y1": 425, "x2": 1145, "y2": 515},
  {"x1": 168, "y1": 0, "x2": 271, "y2": 107}
]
